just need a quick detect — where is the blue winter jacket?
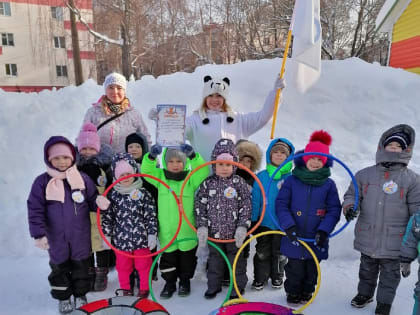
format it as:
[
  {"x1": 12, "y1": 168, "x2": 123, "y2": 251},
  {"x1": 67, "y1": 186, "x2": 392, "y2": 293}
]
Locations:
[
  {"x1": 275, "y1": 153, "x2": 341, "y2": 260},
  {"x1": 252, "y1": 138, "x2": 295, "y2": 230}
]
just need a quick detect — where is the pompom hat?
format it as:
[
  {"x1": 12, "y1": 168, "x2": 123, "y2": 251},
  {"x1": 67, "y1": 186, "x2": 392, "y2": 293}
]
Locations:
[
  {"x1": 77, "y1": 122, "x2": 101, "y2": 153},
  {"x1": 114, "y1": 160, "x2": 135, "y2": 179},
  {"x1": 303, "y1": 130, "x2": 332, "y2": 166},
  {"x1": 383, "y1": 131, "x2": 410, "y2": 150},
  {"x1": 103, "y1": 72, "x2": 127, "y2": 92}
]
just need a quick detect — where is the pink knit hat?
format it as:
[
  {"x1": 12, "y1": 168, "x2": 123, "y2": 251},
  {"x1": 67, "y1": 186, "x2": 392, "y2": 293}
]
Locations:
[
  {"x1": 77, "y1": 122, "x2": 100, "y2": 153},
  {"x1": 302, "y1": 130, "x2": 332, "y2": 166},
  {"x1": 114, "y1": 160, "x2": 134, "y2": 179},
  {"x1": 48, "y1": 143, "x2": 74, "y2": 162}
]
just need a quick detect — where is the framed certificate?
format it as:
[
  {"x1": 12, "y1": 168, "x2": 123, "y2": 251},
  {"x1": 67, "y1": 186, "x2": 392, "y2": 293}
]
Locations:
[{"x1": 156, "y1": 104, "x2": 186, "y2": 147}]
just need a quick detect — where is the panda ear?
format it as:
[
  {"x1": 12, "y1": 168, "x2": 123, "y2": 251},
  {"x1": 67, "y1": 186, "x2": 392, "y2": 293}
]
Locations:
[
  {"x1": 222, "y1": 77, "x2": 230, "y2": 85},
  {"x1": 204, "y1": 75, "x2": 212, "y2": 83}
]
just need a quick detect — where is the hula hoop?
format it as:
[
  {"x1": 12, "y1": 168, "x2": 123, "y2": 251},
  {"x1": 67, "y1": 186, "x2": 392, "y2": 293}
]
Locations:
[
  {"x1": 97, "y1": 173, "x2": 183, "y2": 258},
  {"x1": 264, "y1": 151, "x2": 359, "y2": 242},
  {"x1": 179, "y1": 160, "x2": 266, "y2": 243},
  {"x1": 230, "y1": 231, "x2": 321, "y2": 314},
  {"x1": 148, "y1": 238, "x2": 234, "y2": 307}
]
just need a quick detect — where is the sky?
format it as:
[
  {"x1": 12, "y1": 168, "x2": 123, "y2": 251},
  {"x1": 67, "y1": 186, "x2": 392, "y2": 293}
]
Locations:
[{"x1": 1, "y1": 56, "x2": 420, "y2": 314}]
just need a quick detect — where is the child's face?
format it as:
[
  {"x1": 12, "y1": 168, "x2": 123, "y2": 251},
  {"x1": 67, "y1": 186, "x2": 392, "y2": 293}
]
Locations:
[
  {"x1": 127, "y1": 143, "x2": 143, "y2": 159},
  {"x1": 118, "y1": 172, "x2": 135, "y2": 187},
  {"x1": 167, "y1": 157, "x2": 184, "y2": 173},
  {"x1": 205, "y1": 94, "x2": 224, "y2": 111},
  {"x1": 271, "y1": 149, "x2": 288, "y2": 167},
  {"x1": 80, "y1": 147, "x2": 98, "y2": 158},
  {"x1": 50, "y1": 155, "x2": 73, "y2": 171},
  {"x1": 306, "y1": 157, "x2": 323, "y2": 171},
  {"x1": 385, "y1": 141, "x2": 403, "y2": 153},
  {"x1": 106, "y1": 84, "x2": 125, "y2": 104},
  {"x1": 239, "y1": 156, "x2": 253, "y2": 170},
  {"x1": 215, "y1": 163, "x2": 234, "y2": 178}
]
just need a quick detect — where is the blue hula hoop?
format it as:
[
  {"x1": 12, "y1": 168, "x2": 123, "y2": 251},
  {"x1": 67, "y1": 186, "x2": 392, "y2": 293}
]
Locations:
[{"x1": 264, "y1": 151, "x2": 359, "y2": 242}]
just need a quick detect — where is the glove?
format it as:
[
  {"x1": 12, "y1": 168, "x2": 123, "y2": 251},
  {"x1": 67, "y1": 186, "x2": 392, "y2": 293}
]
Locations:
[
  {"x1": 35, "y1": 236, "x2": 49, "y2": 250},
  {"x1": 96, "y1": 195, "x2": 110, "y2": 210},
  {"x1": 149, "y1": 144, "x2": 162, "y2": 160},
  {"x1": 180, "y1": 144, "x2": 195, "y2": 159},
  {"x1": 314, "y1": 230, "x2": 328, "y2": 248},
  {"x1": 148, "y1": 234, "x2": 157, "y2": 250},
  {"x1": 234, "y1": 226, "x2": 247, "y2": 248},
  {"x1": 401, "y1": 262, "x2": 411, "y2": 278},
  {"x1": 286, "y1": 226, "x2": 299, "y2": 246},
  {"x1": 344, "y1": 205, "x2": 358, "y2": 222},
  {"x1": 148, "y1": 108, "x2": 158, "y2": 121},
  {"x1": 273, "y1": 76, "x2": 286, "y2": 90},
  {"x1": 197, "y1": 226, "x2": 208, "y2": 248}
]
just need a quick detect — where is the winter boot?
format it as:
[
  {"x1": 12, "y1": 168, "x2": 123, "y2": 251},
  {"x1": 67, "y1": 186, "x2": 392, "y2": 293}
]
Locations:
[
  {"x1": 286, "y1": 294, "x2": 301, "y2": 305},
  {"x1": 137, "y1": 290, "x2": 149, "y2": 299},
  {"x1": 229, "y1": 288, "x2": 244, "y2": 300},
  {"x1": 301, "y1": 292, "x2": 313, "y2": 303},
  {"x1": 222, "y1": 279, "x2": 230, "y2": 287},
  {"x1": 204, "y1": 288, "x2": 222, "y2": 299},
  {"x1": 351, "y1": 294, "x2": 373, "y2": 308},
  {"x1": 87, "y1": 267, "x2": 96, "y2": 291},
  {"x1": 178, "y1": 280, "x2": 191, "y2": 297},
  {"x1": 94, "y1": 267, "x2": 108, "y2": 291},
  {"x1": 58, "y1": 298, "x2": 73, "y2": 314},
  {"x1": 115, "y1": 288, "x2": 133, "y2": 296},
  {"x1": 271, "y1": 278, "x2": 283, "y2": 289},
  {"x1": 160, "y1": 282, "x2": 176, "y2": 299},
  {"x1": 251, "y1": 280, "x2": 265, "y2": 290},
  {"x1": 375, "y1": 303, "x2": 391, "y2": 315},
  {"x1": 74, "y1": 295, "x2": 87, "y2": 309}
]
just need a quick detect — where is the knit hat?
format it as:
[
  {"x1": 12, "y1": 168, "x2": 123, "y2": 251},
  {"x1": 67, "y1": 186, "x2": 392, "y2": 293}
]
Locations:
[
  {"x1": 165, "y1": 149, "x2": 186, "y2": 167},
  {"x1": 114, "y1": 160, "x2": 135, "y2": 179},
  {"x1": 103, "y1": 72, "x2": 127, "y2": 92},
  {"x1": 48, "y1": 142, "x2": 74, "y2": 162},
  {"x1": 125, "y1": 132, "x2": 148, "y2": 155},
  {"x1": 271, "y1": 141, "x2": 291, "y2": 157},
  {"x1": 77, "y1": 122, "x2": 100, "y2": 153},
  {"x1": 303, "y1": 130, "x2": 332, "y2": 166},
  {"x1": 383, "y1": 131, "x2": 410, "y2": 150}
]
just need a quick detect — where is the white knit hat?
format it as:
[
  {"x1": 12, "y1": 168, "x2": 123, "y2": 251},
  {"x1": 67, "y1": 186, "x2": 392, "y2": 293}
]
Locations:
[{"x1": 103, "y1": 72, "x2": 127, "y2": 92}]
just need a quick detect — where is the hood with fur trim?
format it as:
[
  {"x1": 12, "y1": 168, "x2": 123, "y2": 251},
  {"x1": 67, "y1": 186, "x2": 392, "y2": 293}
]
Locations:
[{"x1": 236, "y1": 139, "x2": 263, "y2": 172}]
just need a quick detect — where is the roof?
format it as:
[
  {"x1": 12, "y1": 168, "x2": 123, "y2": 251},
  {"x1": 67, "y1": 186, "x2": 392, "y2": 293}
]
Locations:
[{"x1": 376, "y1": 0, "x2": 411, "y2": 33}]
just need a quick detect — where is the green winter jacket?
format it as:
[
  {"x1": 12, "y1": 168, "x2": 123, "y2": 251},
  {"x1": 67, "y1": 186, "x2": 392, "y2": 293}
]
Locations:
[{"x1": 141, "y1": 150, "x2": 209, "y2": 252}]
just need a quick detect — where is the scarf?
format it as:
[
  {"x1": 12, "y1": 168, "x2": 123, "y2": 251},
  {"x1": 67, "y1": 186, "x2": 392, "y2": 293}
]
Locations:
[
  {"x1": 113, "y1": 178, "x2": 143, "y2": 195},
  {"x1": 46, "y1": 165, "x2": 86, "y2": 203},
  {"x1": 267, "y1": 161, "x2": 293, "y2": 180},
  {"x1": 292, "y1": 166, "x2": 331, "y2": 186},
  {"x1": 101, "y1": 96, "x2": 130, "y2": 115}
]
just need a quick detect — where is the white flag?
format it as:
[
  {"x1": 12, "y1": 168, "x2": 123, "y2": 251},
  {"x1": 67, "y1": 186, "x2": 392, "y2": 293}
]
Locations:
[{"x1": 290, "y1": 0, "x2": 322, "y2": 93}]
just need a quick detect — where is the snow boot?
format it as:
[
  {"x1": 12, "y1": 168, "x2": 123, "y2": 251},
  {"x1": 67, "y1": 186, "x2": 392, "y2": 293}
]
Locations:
[
  {"x1": 160, "y1": 282, "x2": 176, "y2": 299},
  {"x1": 74, "y1": 295, "x2": 87, "y2": 309},
  {"x1": 115, "y1": 288, "x2": 133, "y2": 296},
  {"x1": 87, "y1": 267, "x2": 96, "y2": 291},
  {"x1": 229, "y1": 288, "x2": 244, "y2": 300},
  {"x1": 58, "y1": 298, "x2": 73, "y2": 314},
  {"x1": 204, "y1": 288, "x2": 222, "y2": 299},
  {"x1": 137, "y1": 290, "x2": 149, "y2": 299},
  {"x1": 251, "y1": 280, "x2": 265, "y2": 290},
  {"x1": 351, "y1": 293, "x2": 373, "y2": 308},
  {"x1": 94, "y1": 267, "x2": 108, "y2": 291},
  {"x1": 286, "y1": 294, "x2": 301, "y2": 305},
  {"x1": 271, "y1": 278, "x2": 283, "y2": 289},
  {"x1": 301, "y1": 292, "x2": 313, "y2": 303},
  {"x1": 178, "y1": 280, "x2": 191, "y2": 297},
  {"x1": 375, "y1": 303, "x2": 391, "y2": 315}
]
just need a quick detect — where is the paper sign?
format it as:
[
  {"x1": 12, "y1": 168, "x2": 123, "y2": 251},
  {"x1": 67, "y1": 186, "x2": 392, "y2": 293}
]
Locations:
[{"x1": 156, "y1": 104, "x2": 186, "y2": 147}]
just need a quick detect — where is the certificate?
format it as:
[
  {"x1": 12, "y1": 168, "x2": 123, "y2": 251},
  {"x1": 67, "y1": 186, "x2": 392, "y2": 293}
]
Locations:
[{"x1": 156, "y1": 104, "x2": 186, "y2": 147}]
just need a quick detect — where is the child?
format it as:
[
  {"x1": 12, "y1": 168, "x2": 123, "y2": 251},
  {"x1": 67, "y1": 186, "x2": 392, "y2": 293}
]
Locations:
[
  {"x1": 343, "y1": 124, "x2": 420, "y2": 315},
  {"x1": 27, "y1": 136, "x2": 98, "y2": 314},
  {"x1": 195, "y1": 138, "x2": 252, "y2": 300},
  {"x1": 141, "y1": 143, "x2": 209, "y2": 298},
  {"x1": 251, "y1": 138, "x2": 295, "y2": 291},
  {"x1": 276, "y1": 130, "x2": 341, "y2": 305},
  {"x1": 235, "y1": 139, "x2": 263, "y2": 188},
  {"x1": 76, "y1": 122, "x2": 114, "y2": 292},
  {"x1": 96, "y1": 152, "x2": 157, "y2": 298}
]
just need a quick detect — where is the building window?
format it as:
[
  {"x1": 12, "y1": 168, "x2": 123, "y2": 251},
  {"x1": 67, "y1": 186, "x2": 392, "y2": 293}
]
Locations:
[
  {"x1": 0, "y1": 2, "x2": 11, "y2": 16},
  {"x1": 56, "y1": 65, "x2": 67, "y2": 77},
  {"x1": 54, "y1": 36, "x2": 65, "y2": 48},
  {"x1": 1, "y1": 33, "x2": 14, "y2": 46},
  {"x1": 5, "y1": 63, "x2": 17, "y2": 76},
  {"x1": 51, "y1": 7, "x2": 63, "y2": 20}
]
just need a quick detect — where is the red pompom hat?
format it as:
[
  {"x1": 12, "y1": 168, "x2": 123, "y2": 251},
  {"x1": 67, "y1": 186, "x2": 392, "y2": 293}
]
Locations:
[{"x1": 303, "y1": 130, "x2": 332, "y2": 166}]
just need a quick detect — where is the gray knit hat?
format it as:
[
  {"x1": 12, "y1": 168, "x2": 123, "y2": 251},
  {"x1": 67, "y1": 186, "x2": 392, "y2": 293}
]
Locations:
[{"x1": 164, "y1": 148, "x2": 186, "y2": 167}]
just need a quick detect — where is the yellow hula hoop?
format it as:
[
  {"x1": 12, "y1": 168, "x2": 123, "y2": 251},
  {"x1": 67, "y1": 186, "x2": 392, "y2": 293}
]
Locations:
[{"x1": 230, "y1": 231, "x2": 321, "y2": 314}]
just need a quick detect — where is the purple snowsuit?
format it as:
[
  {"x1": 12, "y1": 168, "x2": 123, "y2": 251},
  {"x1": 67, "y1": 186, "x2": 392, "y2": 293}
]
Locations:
[{"x1": 27, "y1": 136, "x2": 98, "y2": 265}]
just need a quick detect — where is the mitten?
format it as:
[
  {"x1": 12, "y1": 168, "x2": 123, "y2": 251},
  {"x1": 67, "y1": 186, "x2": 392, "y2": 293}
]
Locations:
[
  {"x1": 35, "y1": 236, "x2": 49, "y2": 250},
  {"x1": 285, "y1": 226, "x2": 299, "y2": 246},
  {"x1": 234, "y1": 226, "x2": 247, "y2": 248},
  {"x1": 96, "y1": 195, "x2": 110, "y2": 210},
  {"x1": 401, "y1": 262, "x2": 411, "y2": 278},
  {"x1": 148, "y1": 234, "x2": 157, "y2": 250},
  {"x1": 314, "y1": 230, "x2": 328, "y2": 248},
  {"x1": 197, "y1": 226, "x2": 208, "y2": 248},
  {"x1": 273, "y1": 77, "x2": 286, "y2": 90},
  {"x1": 180, "y1": 144, "x2": 196, "y2": 159},
  {"x1": 148, "y1": 108, "x2": 158, "y2": 121},
  {"x1": 344, "y1": 205, "x2": 358, "y2": 222},
  {"x1": 149, "y1": 144, "x2": 162, "y2": 160}
]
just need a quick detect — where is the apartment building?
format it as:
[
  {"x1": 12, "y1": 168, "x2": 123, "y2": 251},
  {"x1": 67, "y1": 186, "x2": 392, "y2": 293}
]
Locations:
[{"x1": 0, "y1": 0, "x2": 96, "y2": 92}]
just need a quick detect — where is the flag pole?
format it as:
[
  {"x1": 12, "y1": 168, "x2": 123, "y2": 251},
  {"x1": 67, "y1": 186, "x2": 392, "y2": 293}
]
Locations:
[{"x1": 270, "y1": 3, "x2": 297, "y2": 139}]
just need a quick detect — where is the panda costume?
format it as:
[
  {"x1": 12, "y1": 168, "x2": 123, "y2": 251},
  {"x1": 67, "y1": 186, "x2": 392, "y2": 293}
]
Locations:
[{"x1": 186, "y1": 75, "x2": 281, "y2": 162}]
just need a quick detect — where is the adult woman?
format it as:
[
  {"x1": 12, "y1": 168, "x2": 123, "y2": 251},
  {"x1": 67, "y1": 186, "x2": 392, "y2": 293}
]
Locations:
[{"x1": 81, "y1": 72, "x2": 151, "y2": 153}]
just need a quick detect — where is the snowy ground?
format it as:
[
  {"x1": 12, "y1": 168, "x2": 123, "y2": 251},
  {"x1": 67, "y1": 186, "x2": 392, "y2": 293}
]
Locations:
[{"x1": 1, "y1": 56, "x2": 420, "y2": 314}]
